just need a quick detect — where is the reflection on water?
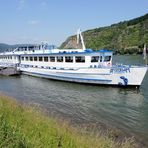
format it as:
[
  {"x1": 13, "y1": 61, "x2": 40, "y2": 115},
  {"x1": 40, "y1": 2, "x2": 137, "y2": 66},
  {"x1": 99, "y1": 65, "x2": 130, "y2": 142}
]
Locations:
[{"x1": 0, "y1": 55, "x2": 148, "y2": 142}]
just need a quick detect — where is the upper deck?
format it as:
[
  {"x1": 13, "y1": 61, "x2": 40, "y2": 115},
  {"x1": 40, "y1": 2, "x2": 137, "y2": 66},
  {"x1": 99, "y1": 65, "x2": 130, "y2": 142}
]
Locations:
[
  {"x1": 0, "y1": 45, "x2": 113, "y2": 68},
  {"x1": 0, "y1": 30, "x2": 113, "y2": 68},
  {"x1": 0, "y1": 44, "x2": 112, "y2": 56}
]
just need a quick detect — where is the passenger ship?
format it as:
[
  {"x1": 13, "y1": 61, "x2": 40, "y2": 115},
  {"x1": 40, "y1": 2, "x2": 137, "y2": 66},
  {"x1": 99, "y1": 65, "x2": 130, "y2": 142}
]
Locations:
[{"x1": 0, "y1": 30, "x2": 147, "y2": 87}]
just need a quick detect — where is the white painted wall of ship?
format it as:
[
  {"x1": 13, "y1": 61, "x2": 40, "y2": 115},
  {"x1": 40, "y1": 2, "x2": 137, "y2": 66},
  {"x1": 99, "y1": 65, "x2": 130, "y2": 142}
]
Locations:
[{"x1": 19, "y1": 65, "x2": 147, "y2": 86}]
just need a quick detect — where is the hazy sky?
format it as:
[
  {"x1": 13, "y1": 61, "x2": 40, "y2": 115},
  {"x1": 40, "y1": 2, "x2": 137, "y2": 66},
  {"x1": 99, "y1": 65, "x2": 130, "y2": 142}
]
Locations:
[{"x1": 0, "y1": 0, "x2": 147, "y2": 45}]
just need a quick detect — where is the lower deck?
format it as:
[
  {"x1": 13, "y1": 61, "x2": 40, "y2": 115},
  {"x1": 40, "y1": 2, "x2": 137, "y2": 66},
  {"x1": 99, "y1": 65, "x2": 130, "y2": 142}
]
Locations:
[{"x1": 19, "y1": 65, "x2": 147, "y2": 86}]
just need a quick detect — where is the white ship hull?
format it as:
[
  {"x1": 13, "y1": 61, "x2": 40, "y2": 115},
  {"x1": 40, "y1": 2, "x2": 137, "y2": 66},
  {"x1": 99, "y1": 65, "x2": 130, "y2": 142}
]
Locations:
[{"x1": 19, "y1": 66, "x2": 147, "y2": 86}]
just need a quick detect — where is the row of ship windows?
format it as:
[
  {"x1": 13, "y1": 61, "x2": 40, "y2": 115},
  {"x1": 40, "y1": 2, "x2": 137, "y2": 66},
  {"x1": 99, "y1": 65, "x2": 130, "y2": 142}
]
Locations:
[
  {"x1": 0, "y1": 56, "x2": 111, "y2": 63},
  {"x1": 21, "y1": 64, "x2": 75, "y2": 70},
  {"x1": 21, "y1": 56, "x2": 111, "y2": 63},
  {"x1": 22, "y1": 56, "x2": 82, "y2": 63},
  {"x1": 0, "y1": 56, "x2": 13, "y2": 59}
]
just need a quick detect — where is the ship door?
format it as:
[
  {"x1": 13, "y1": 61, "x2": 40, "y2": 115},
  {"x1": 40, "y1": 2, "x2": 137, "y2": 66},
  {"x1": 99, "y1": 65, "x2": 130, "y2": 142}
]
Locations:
[
  {"x1": 17, "y1": 56, "x2": 21, "y2": 66},
  {"x1": 98, "y1": 54, "x2": 103, "y2": 66},
  {"x1": 18, "y1": 56, "x2": 21, "y2": 62}
]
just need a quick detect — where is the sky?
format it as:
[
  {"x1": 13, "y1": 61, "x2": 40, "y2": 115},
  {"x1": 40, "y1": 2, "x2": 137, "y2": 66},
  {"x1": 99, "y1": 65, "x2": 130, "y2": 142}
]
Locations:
[{"x1": 0, "y1": 0, "x2": 148, "y2": 46}]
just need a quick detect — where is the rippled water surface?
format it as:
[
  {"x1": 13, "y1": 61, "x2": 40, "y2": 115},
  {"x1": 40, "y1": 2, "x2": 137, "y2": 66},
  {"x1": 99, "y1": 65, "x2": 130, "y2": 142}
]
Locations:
[{"x1": 0, "y1": 55, "x2": 148, "y2": 142}]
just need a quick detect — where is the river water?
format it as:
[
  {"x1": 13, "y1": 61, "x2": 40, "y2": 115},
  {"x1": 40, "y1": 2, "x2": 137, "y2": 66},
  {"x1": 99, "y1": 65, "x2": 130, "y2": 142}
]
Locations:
[{"x1": 0, "y1": 55, "x2": 148, "y2": 143}]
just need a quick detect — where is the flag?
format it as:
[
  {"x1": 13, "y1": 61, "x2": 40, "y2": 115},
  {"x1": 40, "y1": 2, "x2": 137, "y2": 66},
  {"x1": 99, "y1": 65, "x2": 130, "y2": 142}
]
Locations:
[{"x1": 143, "y1": 44, "x2": 147, "y2": 60}]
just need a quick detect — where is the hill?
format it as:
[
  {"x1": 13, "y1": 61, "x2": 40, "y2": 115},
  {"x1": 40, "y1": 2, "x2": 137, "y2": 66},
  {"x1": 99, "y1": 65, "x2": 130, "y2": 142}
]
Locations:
[
  {"x1": 60, "y1": 13, "x2": 148, "y2": 54},
  {"x1": 0, "y1": 43, "x2": 11, "y2": 52}
]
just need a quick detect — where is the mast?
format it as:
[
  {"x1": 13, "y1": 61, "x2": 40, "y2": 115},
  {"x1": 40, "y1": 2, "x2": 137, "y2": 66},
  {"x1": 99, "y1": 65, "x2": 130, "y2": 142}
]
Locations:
[
  {"x1": 77, "y1": 29, "x2": 86, "y2": 51},
  {"x1": 143, "y1": 44, "x2": 147, "y2": 65}
]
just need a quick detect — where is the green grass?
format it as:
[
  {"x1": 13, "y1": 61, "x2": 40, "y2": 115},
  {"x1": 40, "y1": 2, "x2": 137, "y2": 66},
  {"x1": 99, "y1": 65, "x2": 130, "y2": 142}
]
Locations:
[{"x1": 0, "y1": 95, "x2": 137, "y2": 148}]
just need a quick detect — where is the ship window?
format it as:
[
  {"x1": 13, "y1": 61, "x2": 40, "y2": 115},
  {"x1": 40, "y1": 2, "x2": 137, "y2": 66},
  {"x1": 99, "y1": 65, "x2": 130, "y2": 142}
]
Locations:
[
  {"x1": 57, "y1": 56, "x2": 63, "y2": 62},
  {"x1": 34, "y1": 57, "x2": 37, "y2": 61},
  {"x1": 44, "y1": 57, "x2": 48, "y2": 62},
  {"x1": 26, "y1": 57, "x2": 28, "y2": 61},
  {"x1": 65, "y1": 56, "x2": 73, "y2": 63},
  {"x1": 30, "y1": 57, "x2": 33, "y2": 61},
  {"x1": 91, "y1": 56, "x2": 99, "y2": 62},
  {"x1": 104, "y1": 56, "x2": 111, "y2": 62},
  {"x1": 75, "y1": 56, "x2": 85, "y2": 63},
  {"x1": 100, "y1": 56, "x2": 102, "y2": 62},
  {"x1": 50, "y1": 56, "x2": 55, "y2": 62},
  {"x1": 39, "y1": 57, "x2": 43, "y2": 61},
  {"x1": 21, "y1": 57, "x2": 24, "y2": 61}
]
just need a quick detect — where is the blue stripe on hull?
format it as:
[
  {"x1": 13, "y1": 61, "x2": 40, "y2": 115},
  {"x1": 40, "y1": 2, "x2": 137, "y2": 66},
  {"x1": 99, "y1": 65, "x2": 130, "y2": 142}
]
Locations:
[{"x1": 56, "y1": 72, "x2": 111, "y2": 76}]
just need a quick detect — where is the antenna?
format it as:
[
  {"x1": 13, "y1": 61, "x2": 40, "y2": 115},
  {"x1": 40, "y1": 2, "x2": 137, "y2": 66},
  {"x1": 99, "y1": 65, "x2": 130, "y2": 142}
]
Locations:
[{"x1": 77, "y1": 29, "x2": 86, "y2": 50}]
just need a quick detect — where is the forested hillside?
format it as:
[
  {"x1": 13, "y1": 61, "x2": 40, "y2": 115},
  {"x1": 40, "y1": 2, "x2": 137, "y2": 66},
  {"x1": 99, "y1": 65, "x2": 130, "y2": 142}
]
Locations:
[
  {"x1": 60, "y1": 13, "x2": 148, "y2": 54},
  {"x1": 0, "y1": 43, "x2": 11, "y2": 52}
]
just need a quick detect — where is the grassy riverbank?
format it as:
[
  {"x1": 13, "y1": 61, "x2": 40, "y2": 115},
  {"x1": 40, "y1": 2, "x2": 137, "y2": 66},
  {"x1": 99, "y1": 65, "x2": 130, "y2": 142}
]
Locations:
[{"x1": 0, "y1": 95, "x2": 137, "y2": 148}]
